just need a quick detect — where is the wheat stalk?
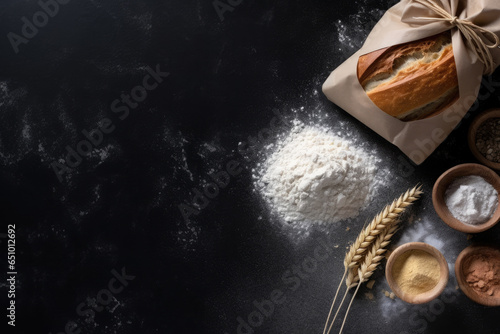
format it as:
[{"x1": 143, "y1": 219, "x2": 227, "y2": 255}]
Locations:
[
  {"x1": 347, "y1": 223, "x2": 399, "y2": 288},
  {"x1": 323, "y1": 185, "x2": 422, "y2": 334},
  {"x1": 338, "y1": 224, "x2": 398, "y2": 334}
]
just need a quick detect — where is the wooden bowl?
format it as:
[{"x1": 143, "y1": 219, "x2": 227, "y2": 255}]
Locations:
[
  {"x1": 432, "y1": 163, "x2": 500, "y2": 233},
  {"x1": 468, "y1": 109, "x2": 500, "y2": 171},
  {"x1": 455, "y1": 245, "x2": 500, "y2": 306},
  {"x1": 386, "y1": 242, "x2": 449, "y2": 304}
]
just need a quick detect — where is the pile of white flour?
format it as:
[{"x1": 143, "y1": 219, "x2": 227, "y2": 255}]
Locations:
[{"x1": 255, "y1": 123, "x2": 377, "y2": 223}]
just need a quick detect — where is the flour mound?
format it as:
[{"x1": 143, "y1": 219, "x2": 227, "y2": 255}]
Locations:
[
  {"x1": 445, "y1": 175, "x2": 498, "y2": 225},
  {"x1": 256, "y1": 124, "x2": 377, "y2": 223}
]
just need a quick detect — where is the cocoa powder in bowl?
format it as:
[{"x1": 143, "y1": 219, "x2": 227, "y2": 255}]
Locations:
[{"x1": 463, "y1": 251, "x2": 500, "y2": 298}]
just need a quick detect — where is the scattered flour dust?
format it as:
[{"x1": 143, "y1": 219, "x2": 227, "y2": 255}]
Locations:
[{"x1": 254, "y1": 122, "x2": 378, "y2": 224}]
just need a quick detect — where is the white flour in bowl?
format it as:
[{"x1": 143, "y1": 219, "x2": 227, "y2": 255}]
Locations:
[
  {"x1": 254, "y1": 123, "x2": 377, "y2": 223},
  {"x1": 445, "y1": 175, "x2": 498, "y2": 225}
]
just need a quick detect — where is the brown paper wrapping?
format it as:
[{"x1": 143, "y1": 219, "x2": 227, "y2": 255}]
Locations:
[{"x1": 322, "y1": 0, "x2": 500, "y2": 164}]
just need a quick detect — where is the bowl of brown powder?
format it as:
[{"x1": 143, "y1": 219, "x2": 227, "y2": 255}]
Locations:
[
  {"x1": 469, "y1": 109, "x2": 500, "y2": 171},
  {"x1": 386, "y1": 242, "x2": 449, "y2": 304},
  {"x1": 455, "y1": 245, "x2": 500, "y2": 306}
]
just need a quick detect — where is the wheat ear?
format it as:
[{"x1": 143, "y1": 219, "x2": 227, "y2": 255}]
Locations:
[
  {"x1": 331, "y1": 225, "x2": 398, "y2": 334},
  {"x1": 325, "y1": 185, "x2": 422, "y2": 334},
  {"x1": 344, "y1": 185, "x2": 423, "y2": 276},
  {"x1": 338, "y1": 224, "x2": 398, "y2": 334}
]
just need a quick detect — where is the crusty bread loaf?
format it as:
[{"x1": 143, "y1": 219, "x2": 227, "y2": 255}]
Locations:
[{"x1": 357, "y1": 32, "x2": 459, "y2": 122}]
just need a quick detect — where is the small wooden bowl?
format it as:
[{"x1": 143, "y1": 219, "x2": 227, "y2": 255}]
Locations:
[
  {"x1": 432, "y1": 163, "x2": 500, "y2": 233},
  {"x1": 386, "y1": 242, "x2": 449, "y2": 304},
  {"x1": 455, "y1": 245, "x2": 500, "y2": 306},
  {"x1": 468, "y1": 109, "x2": 500, "y2": 171}
]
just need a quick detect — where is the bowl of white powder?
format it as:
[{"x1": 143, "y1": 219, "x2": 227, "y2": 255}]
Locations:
[{"x1": 432, "y1": 163, "x2": 500, "y2": 233}]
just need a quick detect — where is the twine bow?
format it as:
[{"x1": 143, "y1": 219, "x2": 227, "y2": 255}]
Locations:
[{"x1": 413, "y1": 0, "x2": 500, "y2": 75}]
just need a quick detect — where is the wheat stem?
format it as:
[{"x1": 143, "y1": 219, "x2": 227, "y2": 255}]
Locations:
[
  {"x1": 322, "y1": 269, "x2": 347, "y2": 334},
  {"x1": 326, "y1": 287, "x2": 349, "y2": 334},
  {"x1": 338, "y1": 281, "x2": 362, "y2": 334}
]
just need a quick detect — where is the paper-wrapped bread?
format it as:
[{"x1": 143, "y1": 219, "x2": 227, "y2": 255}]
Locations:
[{"x1": 357, "y1": 32, "x2": 459, "y2": 122}]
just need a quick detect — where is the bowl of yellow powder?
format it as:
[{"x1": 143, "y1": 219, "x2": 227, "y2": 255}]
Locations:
[{"x1": 386, "y1": 242, "x2": 449, "y2": 304}]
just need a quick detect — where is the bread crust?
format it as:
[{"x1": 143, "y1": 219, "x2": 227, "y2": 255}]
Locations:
[{"x1": 357, "y1": 33, "x2": 459, "y2": 121}]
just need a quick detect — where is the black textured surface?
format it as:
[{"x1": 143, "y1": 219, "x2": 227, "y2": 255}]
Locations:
[{"x1": 1, "y1": 0, "x2": 500, "y2": 333}]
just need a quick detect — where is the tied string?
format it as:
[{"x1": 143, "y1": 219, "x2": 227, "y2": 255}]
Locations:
[{"x1": 412, "y1": 0, "x2": 500, "y2": 75}]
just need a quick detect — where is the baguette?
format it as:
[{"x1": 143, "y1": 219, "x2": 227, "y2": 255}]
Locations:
[{"x1": 357, "y1": 32, "x2": 459, "y2": 122}]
